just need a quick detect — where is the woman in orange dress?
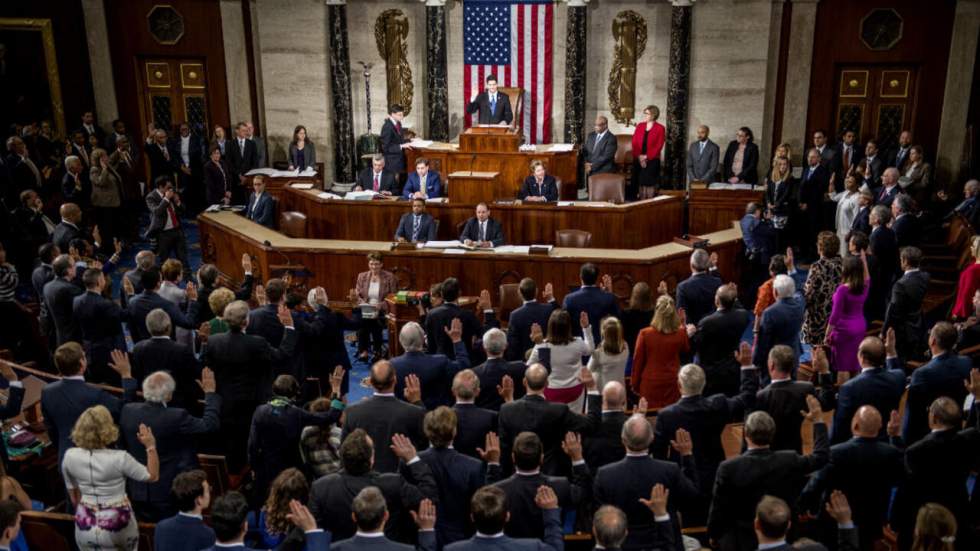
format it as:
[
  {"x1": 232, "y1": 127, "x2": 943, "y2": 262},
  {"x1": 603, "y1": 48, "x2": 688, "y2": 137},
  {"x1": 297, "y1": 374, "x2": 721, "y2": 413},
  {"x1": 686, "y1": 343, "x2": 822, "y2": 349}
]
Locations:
[{"x1": 631, "y1": 295, "x2": 690, "y2": 408}]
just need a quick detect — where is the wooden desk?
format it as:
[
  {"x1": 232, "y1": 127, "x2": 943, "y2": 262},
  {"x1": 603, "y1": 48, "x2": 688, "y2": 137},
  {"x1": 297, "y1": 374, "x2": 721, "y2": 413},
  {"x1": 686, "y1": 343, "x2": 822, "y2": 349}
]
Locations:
[
  {"x1": 197, "y1": 211, "x2": 745, "y2": 309},
  {"x1": 448, "y1": 171, "x2": 500, "y2": 204},
  {"x1": 665, "y1": 188, "x2": 765, "y2": 235},
  {"x1": 279, "y1": 187, "x2": 684, "y2": 249},
  {"x1": 244, "y1": 174, "x2": 320, "y2": 201}
]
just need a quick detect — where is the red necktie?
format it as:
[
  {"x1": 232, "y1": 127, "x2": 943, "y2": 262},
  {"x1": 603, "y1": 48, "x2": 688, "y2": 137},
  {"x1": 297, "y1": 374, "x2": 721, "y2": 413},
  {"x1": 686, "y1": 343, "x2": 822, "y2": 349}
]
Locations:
[
  {"x1": 373, "y1": 173, "x2": 380, "y2": 192},
  {"x1": 167, "y1": 202, "x2": 179, "y2": 227},
  {"x1": 879, "y1": 187, "x2": 887, "y2": 201}
]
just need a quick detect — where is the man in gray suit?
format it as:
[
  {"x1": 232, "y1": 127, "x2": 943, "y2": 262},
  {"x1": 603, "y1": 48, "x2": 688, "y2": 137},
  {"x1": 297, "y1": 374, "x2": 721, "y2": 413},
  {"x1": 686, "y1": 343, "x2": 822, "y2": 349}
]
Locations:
[
  {"x1": 245, "y1": 120, "x2": 266, "y2": 168},
  {"x1": 583, "y1": 115, "x2": 618, "y2": 176},
  {"x1": 686, "y1": 125, "x2": 720, "y2": 183}
]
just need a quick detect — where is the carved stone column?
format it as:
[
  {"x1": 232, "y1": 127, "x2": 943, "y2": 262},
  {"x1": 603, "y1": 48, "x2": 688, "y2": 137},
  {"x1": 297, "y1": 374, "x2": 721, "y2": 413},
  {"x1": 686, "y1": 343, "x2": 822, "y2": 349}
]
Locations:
[
  {"x1": 563, "y1": 0, "x2": 589, "y2": 145},
  {"x1": 327, "y1": 0, "x2": 356, "y2": 183},
  {"x1": 665, "y1": 0, "x2": 693, "y2": 188},
  {"x1": 425, "y1": 0, "x2": 449, "y2": 141}
]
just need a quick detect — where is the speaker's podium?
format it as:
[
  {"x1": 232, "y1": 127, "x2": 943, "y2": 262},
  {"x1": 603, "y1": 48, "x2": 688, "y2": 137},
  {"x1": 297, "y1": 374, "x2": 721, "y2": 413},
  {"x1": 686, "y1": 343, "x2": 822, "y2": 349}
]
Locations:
[{"x1": 448, "y1": 126, "x2": 519, "y2": 205}]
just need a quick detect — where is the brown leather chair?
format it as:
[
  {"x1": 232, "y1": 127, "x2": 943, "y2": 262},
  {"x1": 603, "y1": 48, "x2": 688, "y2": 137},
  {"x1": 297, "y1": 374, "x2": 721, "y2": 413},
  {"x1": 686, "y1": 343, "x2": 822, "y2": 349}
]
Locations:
[
  {"x1": 497, "y1": 86, "x2": 525, "y2": 135},
  {"x1": 556, "y1": 229, "x2": 592, "y2": 248},
  {"x1": 615, "y1": 134, "x2": 633, "y2": 166},
  {"x1": 498, "y1": 283, "x2": 523, "y2": 324},
  {"x1": 279, "y1": 211, "x2": 308, "y2": 238},
  {"x1": 588, "y1": 173, "x2": 626, "y2": 203}
]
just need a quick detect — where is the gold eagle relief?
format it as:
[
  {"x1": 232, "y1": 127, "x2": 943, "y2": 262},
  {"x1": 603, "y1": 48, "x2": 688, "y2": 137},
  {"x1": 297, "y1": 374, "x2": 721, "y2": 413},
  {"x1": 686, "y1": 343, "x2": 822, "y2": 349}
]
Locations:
[
  {"x1": 375, "y1": 9, "x2": 414, "y2": 116},
  {"x1": 608, "y1": 11, "x2": 647, "y2": 126}
]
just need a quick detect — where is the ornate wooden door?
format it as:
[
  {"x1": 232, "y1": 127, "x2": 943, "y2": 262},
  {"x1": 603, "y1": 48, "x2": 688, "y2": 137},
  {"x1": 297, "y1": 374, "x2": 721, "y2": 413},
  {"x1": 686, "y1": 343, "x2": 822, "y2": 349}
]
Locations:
[
  {"x1": 137, "y1": 58, "x2": 210, "y2": 135},
  {"x1": 834, "y1": 66, "x2": 917, "y2": 152}
]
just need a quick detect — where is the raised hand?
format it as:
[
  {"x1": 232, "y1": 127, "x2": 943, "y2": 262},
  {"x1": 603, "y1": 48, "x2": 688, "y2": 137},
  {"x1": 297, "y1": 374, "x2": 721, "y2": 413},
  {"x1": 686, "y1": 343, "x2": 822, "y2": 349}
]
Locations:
[
  {"x1": 410, "y1": 499, "x2": 437, "y2": 530},
  {"x1": 478, "y1": 289, "x2": 492, "y2": 311},
  {"x1": 561, "y1": 432, "x2": 583, "y2": 462},
  {"x1": 476, "y1": 432, "x2": 501, "y2": 463},
  {"x1": 601, "y1": 274, "x2": 613, "y2": 292},
  {"x1": 404, "y1": 374, "x2": 422, "y2": 404},
  {"x1": 785, "y1": 247, "x2": 795, "y2": 270},
  {"x1": 347, "y1": 288, "x2": 359, "y2": 304},
  {"x1": 241, "y1": 253, "x2": 252, "y2": 273},
  {"x1": 811, "y1": 346, "x2": 830, "y2": 374},
  {"x1": 579, "y1": 310, "x2": 590, "y2": 329},
  {"x1": 314, "y1": 287, "x2": 328, "y2": 306},
  {"x1": 670, "y1": 428, "x2": 693, "y2": 456},
  {"x1": 884, "y1": 327, "x2": 897, "y2": 357},
  {"x1": 185, "y1": 281, "x2": 198, "y2": 301},
  {"x1": 113, "y1": 238, "x2": 123, "y2": 255},
  {"x1": 638, "y1": 483, "x2": 669, "y2": 517},
  {"x1": 197, "y1": 367, "x2": 216, "y2": 394},
  {"x1": 886, "y1": 410, "x2": 901, "y2": 437},
  {"x1": 824, "y1": 490, "x2": 852, "y2": 525},
  {"x1": 255, "y1": 284, "x2": 267, "y2": 305},
  {"x1": 92, "y1": 226, "x2": 102, "y2": 247},
  {"x1": 108, "y1": 350, "x2": 132, "y2": 379},
  {"x1": 137, "y1": 423, "x2": 156, "y2": 449},
  {"x1": 286, "y1": 499, "x2": 317, "y2": 533},
  {"x1": 734, "y1": 341, "x2": 753, "y2": 367},
  {"x1": 709, "y1": 251, "x2": 719, "y2": 268},
  {"x1": 390, "y1": 433, "x2": 418, "y2": 462},
  {"x1": 801, "y1": 394, "x2": 823, "y2": 422},
  {"x1": 542, "y1": 282, "x2": 554, "y2": 302},
  {"x1": 965, "y1": 368, "x2": 980, "y2": 399},
  {"x1": 122, "y1": 275, "x2": 135, "y2": 297},
  {"x1": 657, "y1": 280, "x2": 668, "y2": 296},
  {"x1": 497, "y1": 374, "x2": 514, "y2": 402},
  {"x1": 530, "y1": 322, "x2": 544, "y2": 344},
  {"x1": 329, "y1": 365, "x2": 345, "y2": 397},
  {"x1": 636, "y1": 397, "x2": 649, "y2": 415},
  {"x1": 534, "y1": 485, "x2": 559, "y2": 510},
  {"x1": 277, "y1": 304, "x2": 295, "y2": 328},
  {"x1": 444, "y1": 318, "x2": 463, "y2": 343}
]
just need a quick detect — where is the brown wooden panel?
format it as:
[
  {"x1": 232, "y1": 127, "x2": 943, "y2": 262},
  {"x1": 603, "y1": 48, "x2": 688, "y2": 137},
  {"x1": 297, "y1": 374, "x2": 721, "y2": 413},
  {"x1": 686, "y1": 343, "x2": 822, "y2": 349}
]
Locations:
[{"x1": 680, "y1": 189, "x2": 765, "y2": 235}]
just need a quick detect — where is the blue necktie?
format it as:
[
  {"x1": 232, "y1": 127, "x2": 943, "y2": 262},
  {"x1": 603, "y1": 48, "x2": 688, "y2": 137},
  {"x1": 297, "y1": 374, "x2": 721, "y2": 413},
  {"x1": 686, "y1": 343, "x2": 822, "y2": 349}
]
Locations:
[
  {"x1": 412, "y1": 215, "x2": 420, "y2": 241},
  {"x1": 489, "y1": 95, "x2": 496, "y2": 115}
]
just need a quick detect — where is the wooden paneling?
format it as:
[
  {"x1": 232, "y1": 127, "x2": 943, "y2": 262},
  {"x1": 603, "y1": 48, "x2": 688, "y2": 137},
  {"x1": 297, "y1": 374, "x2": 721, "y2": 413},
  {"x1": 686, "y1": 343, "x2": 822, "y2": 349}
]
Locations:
[
  {"x1": 807, "y1": 0, "x2": 956, "y2": 158},
  {"x1": 279, "y1": 187, "x2": 683, "y2": 249},
  {"x1": 676, "y1": 189, "x2": 766, "y2": 235}
]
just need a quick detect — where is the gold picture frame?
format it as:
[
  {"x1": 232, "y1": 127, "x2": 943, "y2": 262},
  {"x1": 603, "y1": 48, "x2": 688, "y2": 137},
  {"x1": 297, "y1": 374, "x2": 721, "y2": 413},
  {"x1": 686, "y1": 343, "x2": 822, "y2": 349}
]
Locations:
[{"x1": 0, "y1": 18, "x2": 65, "y2": 138}]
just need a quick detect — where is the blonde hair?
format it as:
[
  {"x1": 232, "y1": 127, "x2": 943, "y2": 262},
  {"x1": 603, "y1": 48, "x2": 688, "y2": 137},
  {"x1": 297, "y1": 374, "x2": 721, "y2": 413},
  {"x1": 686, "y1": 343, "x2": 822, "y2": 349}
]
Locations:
[
  {"x1": 208, "y1": 287, "x2": 236, "y2": 318},
  {"x1": 600, "y1": 317, "x2": 625, "y2": 355},
  {"x1": 769, "y1": 156, "x2": 790, "y2": 182},
  {"x1": 912, "y1": 503, "x2": 957, "y2": 551},
  {"x1": 972, "y1": 235, "x2": 980, "y2": 260},
  {"x1": 161, "y1": 258, "x2": 183, "y2": 282},
  {"x1": 650, "y1": 295, "x2": 681, "y2": 334},
  {"x1": 70, "y1": 405, "x2": 119, "y2": 450}
]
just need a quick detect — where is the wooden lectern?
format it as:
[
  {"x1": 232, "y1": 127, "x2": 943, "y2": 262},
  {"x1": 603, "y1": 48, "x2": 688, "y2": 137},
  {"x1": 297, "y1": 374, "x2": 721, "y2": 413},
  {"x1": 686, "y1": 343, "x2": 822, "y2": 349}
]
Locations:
[
  {"x1": 445, "y1": 126, "x2": 521, "y2": 204},
  {"x1": 448, "y1": 171, "x2": 501, "y2": 204},
  {"x1": 459, "y1": 125, "x2": 521, "y2": 153}
]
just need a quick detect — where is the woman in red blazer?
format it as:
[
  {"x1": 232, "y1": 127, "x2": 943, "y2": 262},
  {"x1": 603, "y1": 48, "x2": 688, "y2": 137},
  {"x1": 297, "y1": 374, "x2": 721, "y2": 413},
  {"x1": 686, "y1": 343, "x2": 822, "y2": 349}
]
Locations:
[
  {"x1": 353, "y1": 252, "x2": 399, "y2": 360},
  {"x1": 630, "y1": 105, "x2": 666, "y2": 200}
]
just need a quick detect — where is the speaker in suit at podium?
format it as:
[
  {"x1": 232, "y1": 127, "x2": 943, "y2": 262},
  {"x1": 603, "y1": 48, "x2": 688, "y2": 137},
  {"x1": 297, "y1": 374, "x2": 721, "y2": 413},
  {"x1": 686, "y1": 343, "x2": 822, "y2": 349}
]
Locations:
[
  {"x1": 354, "y1": 154, "x2": 398, "y2": 195},
  {"x1": 460, "y1": 203, "x2": 505, "y2": 248},
  {"x1": 395, "y1": 198, "x2": 438, "y2": 243},
  {"x1": 583, "y1": 115, "x2": 618, "y2": 175},
  {"x1": 380, "y1": 104, "x2": 411, "y2": 175},
  {"x1": 466, "y1": 74, "x2": 513, "y2": 126}
]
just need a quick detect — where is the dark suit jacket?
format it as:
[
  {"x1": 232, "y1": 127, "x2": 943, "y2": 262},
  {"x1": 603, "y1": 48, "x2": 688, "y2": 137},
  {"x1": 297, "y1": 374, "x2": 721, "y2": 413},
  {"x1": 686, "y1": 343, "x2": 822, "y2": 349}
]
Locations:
[
  {"x1": 798, "y1": 164, "x2": 830, "y2": 214},
  {"x1": 883, "y1": 270, "x2": 929, "y2": 355},
  {"x1": 79, "y1": 124, "x2": 106, "y2": 147},
  {"x1": 466, "y1": 92, "x2": 513, "y2": 125},
  {"x1": 380, "y1": 119, "x2": 409, "y2": 173},
  {"x1": 144, "y1": 189, "x2": 185, "y2": 238},
  {"x1": 752, "y1": 296, "x2": 805, "y2": 374},
  {"x1": 247, "y1": 303, "x2": 329, "y2": 376},
  {"x1": 584, "y1": 131, "x2": 618, "y2": 175},
  {"x1": 707, "y1": 423, "x2": 830, "y2": 551},
  {"x1": 153, "y1": 513, "x2": 216, "y2": 551},
  {"x1": 675, "y1": 272, "x2": 723, "y2": 327},
  {"x1": 342, "y1": 395, "x2": 426, "y2": 473},
  {"x1": 43, "y1": 277, "x2": 83, "y2": 346},
  {"x1": 583, "y1": 393, "x2": 626, "y2": 471},
  {"x1": 755, "y1": 375, "x2": 834, "y2": 453},
  {"x1": 850, "y1": 206, "x2": 871, "y2": 236},
  {"x1": 226, "y1": 138, "x2": 259, "y2": 181},
  {"x1": 505, "y1": 301, "x2": 557, "y2": 361},
  {"x1": 393, "y1": 344, "x2": 470, "y2": 410},
  {"x1": 202, "y1": 328, "x2": 297, "y2": 418},
  {"x1": 861, "y1": 155, "x2": 884, "y2": 189},
  {"x1": 498, "y1": 394, "x2": 591, "y2": 475},
  {"x1": 130, "y1": 337, "x2": 200, "y2": 410},
  {"x1": 125, "y1": 290, "x2": 200, "y2": 343},
  {"x1": 418, "y1": 447, "x2": 501, "y2": 546},
  {"x1": 594, "y1": 454, "x2": 699, "y2": 550},
  {"x1": 309, "y1": 462, "x2": 438, "y2": 543},
  {"x1": 331, "y1": 532, "x2": 433, "y2": 551},
  {"x1": 562, "y1": 286, "x2": 621, "y2": 341},
  {"x1": 204, "y1": 160, "x2": 232, "y2": 205},
  {"x1": 765, "y1": 177, "x2": 798, "y2": 218},
  {"x1": 830, "y1": 363, "x2": 906, "y2": 444},
  {"x1": 146, "y1": 142, "x2": 179, "y2": 183},
  {"x1": 41, "y1": 377, "x2": 138, "y2": 463},
  {"x1": 246, "y1": 191, "x2": 275, "y2": 228},
  {"x1": 472, "y1": 358, "x2": 527, "y2": 411},
  {"x1": 892, "y1": 213, "x2": 920, "y2": 248},
  {"x1": 51, "y1": 221, "x2": 86, "y2": 253},
  {"x1": 874, "y1": 184, "x2": 901, "y2": 208},
  {"x1": 425, "y1": 302, "x2": 484, "y2": 360},
  {"x1": 402, "y1": 170, "x2": 442, "y2": 198},
  {"x1": 870, "y1": 225, "x2": 899, "y2": 282},
  {"x1": 120, "y1": 395, "x2": 221, "y2": 511},
  {"x1": 518, "y1": 175, "x2": 558, "y2": 202},
  {"x1": 444, "y1": 510, "x2": 563, "y2": 551},
  {"x1": 690, "y1": 307, "x2": 751, "y2": 396},
  {"x1": 722, "y1": 141, "x2": 760, "y2": 184},
  {"x1": 459, "y1": 217, "x2": 505, "y2": 247},
  {"x1": 902, "y1": 352, "x2": 972, "y2": 444},
  {"x1": 72, "y1": 290, "x2": 126, "y2": 383},
  {"x1": 357, "y1": 167, "x2": 398, "y2": 194},
  {"x1": 453, "y1": 403, "x2": 498, "y2": 459},
  {"x1": 495, "y1": 464, "x2": 591, "y2": 539},
  {"x1": 395, "y1": 212, "x2": 438, "y2": 243}
]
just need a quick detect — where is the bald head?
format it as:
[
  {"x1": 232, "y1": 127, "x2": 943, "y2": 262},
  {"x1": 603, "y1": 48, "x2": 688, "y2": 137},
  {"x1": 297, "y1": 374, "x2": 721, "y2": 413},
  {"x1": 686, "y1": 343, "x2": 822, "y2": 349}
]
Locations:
[
  {"x1": 621, "y1": 415, "x2": 653, "y2": 452},
  {"x1": 851, "y1": 405, "x2": 882, "y2": 438},
  {"x1": 524, "y1": 363, "x2": 549, "y2": 392},
  {"x1": 370, "y1": 360, "x2": 396, "y2": 392},
  {"x1": 602, "y1": 381, "x2": 627, "y2": 410},
  {"x1": 59, "y1": 202, "x2": 81, "y2": 223},
  {"x1": 858, "y1": 336, "x2": 885, "y2": 368}
]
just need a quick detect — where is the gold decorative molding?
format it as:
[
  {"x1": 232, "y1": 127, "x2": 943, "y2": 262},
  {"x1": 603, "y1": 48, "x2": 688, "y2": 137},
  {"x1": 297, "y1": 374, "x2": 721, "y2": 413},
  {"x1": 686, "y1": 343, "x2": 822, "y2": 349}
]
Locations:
[
  {"x1": 0, "y1": 18, "x2": 65, "y2": 138},
  {"x1": 375, "y1": 9, "x2": 414, "y2": 115},
  {"x1": 608, "y1": 11, "x2": 647, "y2": 126}
]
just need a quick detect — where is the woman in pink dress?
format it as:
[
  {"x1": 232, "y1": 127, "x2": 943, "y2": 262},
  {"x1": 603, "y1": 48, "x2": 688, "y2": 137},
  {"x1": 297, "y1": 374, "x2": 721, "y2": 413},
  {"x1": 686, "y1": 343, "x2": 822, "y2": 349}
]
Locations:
[{"x1": 825, "y1": 251, "x2": 870, "y2": 384}]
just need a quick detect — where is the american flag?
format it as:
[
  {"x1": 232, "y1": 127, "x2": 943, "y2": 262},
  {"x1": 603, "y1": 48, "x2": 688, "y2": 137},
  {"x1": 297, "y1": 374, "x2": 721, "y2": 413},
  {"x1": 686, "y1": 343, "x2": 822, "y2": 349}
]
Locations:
[{"x1": 463, "y1": 0, "x2": 553, "y2": 144}]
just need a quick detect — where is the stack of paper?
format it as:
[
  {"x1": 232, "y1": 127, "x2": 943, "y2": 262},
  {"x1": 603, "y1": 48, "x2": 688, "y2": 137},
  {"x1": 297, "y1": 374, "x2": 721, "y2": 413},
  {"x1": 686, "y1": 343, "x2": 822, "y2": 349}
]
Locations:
[
  {"x1": 410, "y1": 139, "x2": 434, "y2": 148},
  {"x1": 345, "y1": 191, "x2": 378, "y2": 201},
  {"x1": 299, "y1": 167, "x2": 318, "y2": 177},
  {"x1": 291, "y1": 183, "x2": 314, "y2": 190},
  {"x1": 317, "y1": 192, "x2": 341, "y2": 199},
  {"x1": 245, "y1": 168, "x2": 277, "y2": 176},
  {"x1": 494, "y1": 245, "x2": 530, "y2": 254},
  {"x1": 425, "y1": 197, "x2": 448, "y2": 204},
  {"x1": 548, "y1": 143, "x2": 575, "y2": 152},
  {"x1": 423, "y1": 240, "x2": 463, "y2": 249}
]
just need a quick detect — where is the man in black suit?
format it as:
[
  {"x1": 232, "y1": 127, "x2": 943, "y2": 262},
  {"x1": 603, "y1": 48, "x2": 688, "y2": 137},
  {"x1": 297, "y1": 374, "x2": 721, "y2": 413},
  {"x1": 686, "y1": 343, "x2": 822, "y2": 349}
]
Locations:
[
  {"x1": 418, "y1": 406, "x2": 502, "y2": 546},
  {"x1": 450, "y1": 369, "x2": 499, "y2": 460},
  {"x1": 652, "y1": 345, "x2": 759, "y2": 524},
  {"x1": 594, "y1": 414, "x2": 699, "y2": 550},
  {"x1": 246, "y1": 279, "x2": 331, "y2": 377},
  {"x1": 466, "y1": 74, "x2": 513, "y2": 126},
  {"x1": 330, "y1": 487, "x2": 437, "y2": 551},
  {"x1": 31, "y1": 243, "x2": 58, "y2": 346},
  {"x1": 11, "y1": 190, "x2": 54, "y2": 272},
  {"x1": 675, "y1": 249, "x2": 723, "y2": 326},
  {"x1": 41, "y1": 343, "x2": 138, "y2": 464},
  {"x1": 473, "y1": 328, "x2": 526, "y2": 410},
  {"x1": 459, "y1": 202, "x2": 505, "y2": 248},
  {"x1": 849, "y1": 190, "x2": 873, "y2": 236},
  {"x1": 201, "y1": 299, "x2": 298, "y2": 470},
  {"x1": 125, "y1": 268, "x2": 199, "y2": 344},
  {"x1": 51, "y1": 202, "x2": 91, "y2": 253},
  {"x1": 4, "y1": 137, "x2": 42, "y2": 199},
  {"x1": 582, "y1": 378, "x2": 627, "y2": 471},
  {"x1": 888, "y1": 130, "x2": 914, "y2": 170},
  {"x1": 42, "y1": 254, "x2": 82, "y2": 346},
  {"x1": 754, "y1": 345, "x2": 834, "y2": 453},
  {"x1": 146, "y1": 129, "x2": 178, "y2": 184},
  {"x1": 562, "y1": 263, "x2": 621, "y2": 341},
  {"x1": 309, "y1": 428, "x2": 438, "y2": 543},
  {"x1": 355, "y1": 154, "x2": 398, "y2": 195},
  {"x1": 891, "y1": 193, "x2": 919, "y2": 248},
  {"x1": 342, "y1": 360, "x2": 427, "y2": 473},
  {"x1": 798, "y1": 149, "x2": 831, "y2": 260},
  {"x1": 226, "y1": 122, "x2": 258, "y2": 195},
  {"x1": 249, "y1": 373, "x2": 343, "y2": 504},
  {"x1": 72, "y1": 268, "x2": 126, "y2": 385},
  {"x1": 689, "y1": 284, "x2": 751, "y2": 396},
  {"x1": 583, "y1": 115, "x2": 618, "y2": 176},
  {"x1": 868, "y1": 205, "x2": 898, "y2": 317},
  {"x1": 144, "y1": 176, "x2": 190, "y2": 270},
  {"x1": 395, "y1": 197, "x2": 438, "y2": 243},
  {"x1": 812, "y1": 129, "x2": 839, "y2": 188},
  {"x1": 801, "y1": 405, "x2": 903, "y2": 550},
  {"x1": 494, "y1": 431, "x2": 591, "y2": 539},
  {"x1": 122, "y1": 250, "x2": 156, "y2": 305},
  {"x1": 836, "y1": 130, "x2": 862, "y2": 183},
  {"x1": 883, "y1": 246, "x2": 929, "y2": 361},
  {"x1": 129, "y1": 308, "x2": 200, "y2": 411},
  {"x1": 120, "y1": 369, "x2": 221, "y2": 521},
  {"x1": 504, "y1": 278, "x2": 557, "y2": 361},
  {"x1": 498, "y1": 364, "x2": 591, "y2": 475},
  {"x1": 424, "y1": 277, "x2": 484, "y2": 361},
  {"x1": 79, "y1": 111, "x2": 106, "y2": 147},
  {"x1": 392, "y1": 320, "x2": 470, "y2": 410},
  {"x1": 860, "y1": 140, "x2": 884, "y2": 190},
  {"x1": 380, "y1": 104, "x2": 411, "y2": 177},
  {"x1": 707, "y1": 399, "x2": 829, "y2": 551},
  {"x1": 875, "y1": 167, "x2": 902, "y2": 208},
  {"x1": 828, "y1": 334, "x2": 906, "y2": 444}
]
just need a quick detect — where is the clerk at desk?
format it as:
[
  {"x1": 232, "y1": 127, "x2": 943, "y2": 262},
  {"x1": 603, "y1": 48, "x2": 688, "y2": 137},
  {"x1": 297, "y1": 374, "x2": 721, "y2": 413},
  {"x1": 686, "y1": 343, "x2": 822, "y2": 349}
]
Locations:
[
  {"x1": 460, "y1": 203, "x2": 505, "y2": 248},
  {"x1": 518, "y1": 160, "x2": 558, "y2": 202},
  {"x1": 395, "y1": 197, "x2": 438, "y2": 243},
  {"x1": 246, "y1": 175, "x2": 275, "y2": 228},
  {"x1": 354, "y1": 154, "x2": 397, "y2": 196},
  {"x1": 466, "y1": 74, "x2": 513, "y2": 126},
  {"x1": 402, "y1": 157, "x2": 442, "y2": 199}
]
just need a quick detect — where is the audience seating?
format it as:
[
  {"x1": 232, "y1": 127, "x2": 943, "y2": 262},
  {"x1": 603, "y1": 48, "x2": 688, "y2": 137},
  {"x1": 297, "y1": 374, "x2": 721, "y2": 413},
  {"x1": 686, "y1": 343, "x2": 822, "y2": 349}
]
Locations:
[
  {"x1": 21, "y1": 511, "x2": 155, "y2": 551},
  {"x1": 555, "y1": 229, "x2": 592, "y2": 248},
  {"x1": 198, "y1": 453, "x2": 248, "y2": 497},
  {"x1": 587, "y1": 173, "x2": 626, "y2": 204},
  {"x1": 279, "y1": 210, "x2": 308, "y2": 238}
]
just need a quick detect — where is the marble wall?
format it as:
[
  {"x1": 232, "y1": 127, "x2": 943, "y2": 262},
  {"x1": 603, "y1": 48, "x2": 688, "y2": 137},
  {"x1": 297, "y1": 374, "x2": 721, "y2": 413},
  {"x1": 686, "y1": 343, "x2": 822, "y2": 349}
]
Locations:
[
  {"x1": 81, "y1": 0, "x2": 119, "y2": 126},
  {"x1": 220, "y1": 0, "x2": 253, "y2": 129}
]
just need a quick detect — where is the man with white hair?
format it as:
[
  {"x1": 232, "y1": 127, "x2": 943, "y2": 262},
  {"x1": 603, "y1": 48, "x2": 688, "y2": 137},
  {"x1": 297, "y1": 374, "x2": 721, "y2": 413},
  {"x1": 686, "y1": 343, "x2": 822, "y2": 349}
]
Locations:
[
  {"x1": 876, "y1": 166, "x2": 902, "y2": 208},
  {"x1": 472, "y1": 327, "x2": 527, "y2": 411},
  {"x1": 61, "y1": 154, "x2": 89, "y2": 205},
  {"x1": 752, "y1": 274, "x2": 804, "y2": 380},
  {"x1": 123, "y1": 250, "x2": 156, "y2": 301},
  {"x1": 941, "y1": 178, "x2": 980, "y2": 227},
  {"x1": 675, "y1": 248, "x2": 723, "y2": 326},
  {"x1": 120, "y1": 367, "x2": 220, "y2": 522},
  {"x1": 391, "y1": 318, "x2": 470, "y2": 410},
  {"x1": 129, "y1": 308, "x2": 199, "y2": 409},
  {"x1": 450, "y1": 369, "x2": 499, "y2": 459},
  {"x1": 890, "y1": 193, "x2": 919, "y2": 248}
]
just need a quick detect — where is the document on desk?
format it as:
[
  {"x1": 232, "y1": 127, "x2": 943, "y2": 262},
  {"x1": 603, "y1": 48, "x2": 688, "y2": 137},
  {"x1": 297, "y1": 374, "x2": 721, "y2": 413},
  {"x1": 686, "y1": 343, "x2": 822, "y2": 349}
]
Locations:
[
  {"x1": 245, "y1": 168, "x2": 277, "y2": 176},
  {"x1": 547, "y1": 143, "x2": 575, "y2": 152},
  {"x1": 299, "y1": 167, "x2": 318, "y2": 177},
  {"x1": 317, "y1": 192, "x2": 341, "y2": 199},
  {"x1": 423, "y1": 240, "x2": 464, "y2": 249},
  {"x1": 345, "y1": 191, "x2": 378, "y2": 200},
  {"x1": 494, "y1": 245, "x2": 530, "y2": 254},
  {"x1": 442, "y1": 248, "x2": 467, "y2": 255},
  {"x1": 291, "y1": 183, "x2": 315, "y2": 190},
  {"x1": 410, "y1": 138, "x2": 434, "y2": 148},
  {"x1": 425, "y1": 197, "x2": 448, "y2": 204}
]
